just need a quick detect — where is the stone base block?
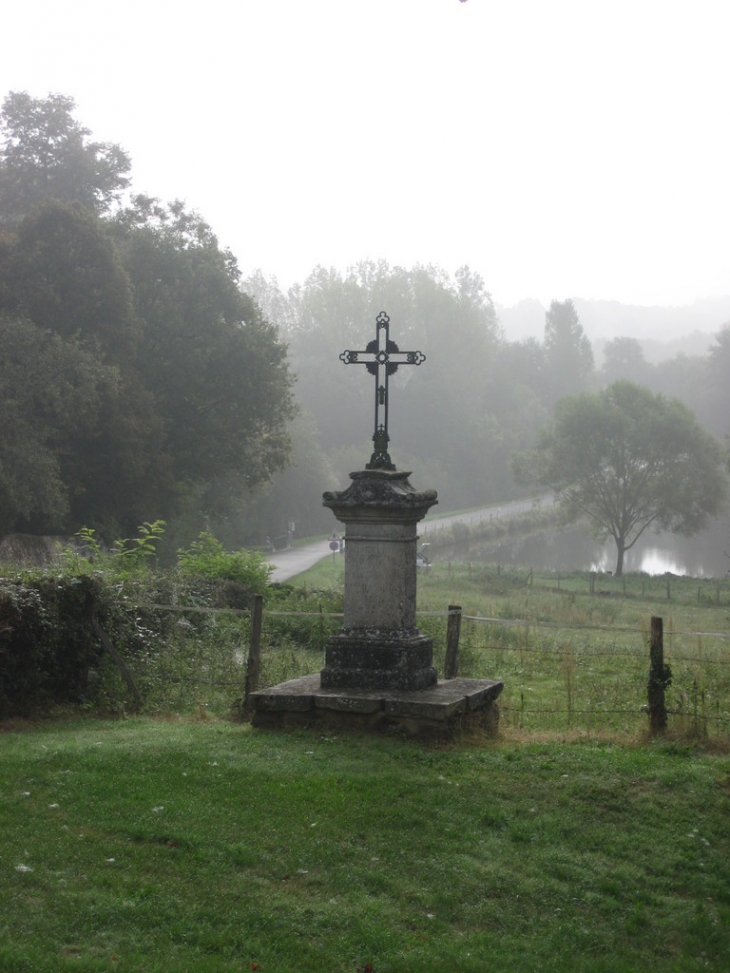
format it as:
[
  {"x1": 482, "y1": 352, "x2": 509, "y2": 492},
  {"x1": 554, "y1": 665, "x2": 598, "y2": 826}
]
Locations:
[
  {"x1": 249, "y1": 674, "x2": 504, "y2": 740},
  {"x1": 321, "y1": 630, "x2": 437, "y2": 691}
]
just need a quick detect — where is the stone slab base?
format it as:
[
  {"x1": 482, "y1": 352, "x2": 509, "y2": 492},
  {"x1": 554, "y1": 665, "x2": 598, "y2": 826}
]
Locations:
[{"x1": 249, "y1": 674, "x2": 504, "y2": 740}]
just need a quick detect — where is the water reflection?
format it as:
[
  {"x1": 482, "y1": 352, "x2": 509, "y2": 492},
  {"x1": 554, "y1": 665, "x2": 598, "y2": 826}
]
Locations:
[
  {"x1": 626, "y1": 549, "x2": 688, "y2": 577},
  {"x1": 460, "y1": 517, "x2": 730, "y2": 578}
]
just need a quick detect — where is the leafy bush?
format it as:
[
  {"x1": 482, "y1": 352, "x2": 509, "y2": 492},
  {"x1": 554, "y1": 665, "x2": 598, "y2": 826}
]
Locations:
[
  {"x1": 264, "y1": 582, "x2": 343, "y2": 655},
  {"x1": 111, "y1": 520, "x2": 166, "y2": 574},
  {"x1": 0, "y1": 575, "x2": 109, "y2": 718},
  {"x1": 177, "y1": 532, "x2": 272, "y2": 591},
  {"x1": 60, "y1": 522, "x2": 166, "y2": 577},
  {"x1": 0, "y1": 532, "x2": 274, "y2": 720}
]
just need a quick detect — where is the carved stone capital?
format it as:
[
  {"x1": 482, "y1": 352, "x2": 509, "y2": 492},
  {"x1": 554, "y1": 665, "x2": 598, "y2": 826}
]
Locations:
[{"x1": 323, "y1": 469, "x2": 437, "y2": 521}]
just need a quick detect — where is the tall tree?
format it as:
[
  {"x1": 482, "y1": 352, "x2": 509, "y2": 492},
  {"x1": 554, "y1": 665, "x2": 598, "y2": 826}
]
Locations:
[
  {"x1": 112, "y1": 197, "x2": 295, "y2": 494},
  {"x1": 0, "y1": 98, "x2": 296, "y2": 540},
  {"x1": 600, "y1": 336, "x2": 653, "y2": 388},
  {"x1": 0, "y1": 91, "x2": 130, "y2": 226},
  {"x1": 512, "y1": 381, "x2": 727, "y2": 575},
  {"x1": 0, "y1": 200, "x2": 170, "y2": 537},
  {"x1": 543, "y1": 299, "x2": 594, "y2": 406}
]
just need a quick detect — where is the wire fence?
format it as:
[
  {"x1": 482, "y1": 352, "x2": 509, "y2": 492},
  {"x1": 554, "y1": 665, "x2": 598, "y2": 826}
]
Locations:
[
  {"x1": 445, "y1": 610, "x2": 730, "y2": 737},
  {"x1": 111, "y1": 600, "x2": 730, "y2": 739}
]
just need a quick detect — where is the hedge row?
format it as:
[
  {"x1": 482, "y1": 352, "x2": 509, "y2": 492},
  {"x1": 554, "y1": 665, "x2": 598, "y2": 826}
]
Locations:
[
  {"x1": 0, "y1": 575, "x2": 111, "y2": 718},
  {"x1": 0, "y1": 572, "x2": 270, "y2": 719}
]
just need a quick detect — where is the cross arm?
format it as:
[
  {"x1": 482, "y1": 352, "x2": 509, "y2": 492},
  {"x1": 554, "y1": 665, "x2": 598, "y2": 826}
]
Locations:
[{"x1": 339, "y1": 349, "x2": 426, "y2": 366}]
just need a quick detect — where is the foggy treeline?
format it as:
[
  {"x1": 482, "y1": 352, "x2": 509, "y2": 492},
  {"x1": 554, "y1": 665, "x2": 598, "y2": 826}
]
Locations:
[
  {"x1": 0, "y1": 92, "x2": 295, "y2": 551},
  {"x1": 244, "y1": 263, "x2": 730, "y2": 541},
  {"x1": 1, "y1": 91, "x2": 728, "y2": 553}
]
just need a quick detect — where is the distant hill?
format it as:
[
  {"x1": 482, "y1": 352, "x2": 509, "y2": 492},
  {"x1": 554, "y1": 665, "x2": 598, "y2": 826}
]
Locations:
[{"x1": 496, "y1": 295, "x2": 730, "y2": 363}]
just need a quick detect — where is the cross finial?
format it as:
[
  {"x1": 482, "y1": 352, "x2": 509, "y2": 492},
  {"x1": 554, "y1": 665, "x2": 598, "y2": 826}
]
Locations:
[{"x1": 339, "y1": 311, "x2": 425, "y2": 470}]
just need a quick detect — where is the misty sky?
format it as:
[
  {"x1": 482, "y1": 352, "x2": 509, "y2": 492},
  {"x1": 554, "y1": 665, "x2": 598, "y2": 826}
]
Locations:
[{"x1": 3, "y1": 0, "x2": 729, "y2": 308}]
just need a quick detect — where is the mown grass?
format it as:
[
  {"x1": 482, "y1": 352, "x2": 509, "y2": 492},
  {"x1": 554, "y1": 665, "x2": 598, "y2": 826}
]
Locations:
[{"x1": 1, "y1": 718, "x2": 729, "y2": 972}]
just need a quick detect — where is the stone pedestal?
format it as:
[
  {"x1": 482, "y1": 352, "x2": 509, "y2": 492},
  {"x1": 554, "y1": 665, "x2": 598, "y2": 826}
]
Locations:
[
  {"x1": 249, "y1": 465, "x2": 504, "y2": 740},
  {"x1": 320, "y1": 469, "x2": 438, "y2": 691}
]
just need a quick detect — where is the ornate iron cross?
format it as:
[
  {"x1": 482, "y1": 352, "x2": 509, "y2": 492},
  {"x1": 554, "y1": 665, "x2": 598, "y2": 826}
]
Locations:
[{"x1": 339, "y1": 311, "x2": 425, "y2": 470}]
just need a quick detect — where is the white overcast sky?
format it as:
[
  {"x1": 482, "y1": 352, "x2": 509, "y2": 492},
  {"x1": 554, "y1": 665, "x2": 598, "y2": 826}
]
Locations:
[{"x1": 3, "y1": 0, "x2": 729, "y2": 308}]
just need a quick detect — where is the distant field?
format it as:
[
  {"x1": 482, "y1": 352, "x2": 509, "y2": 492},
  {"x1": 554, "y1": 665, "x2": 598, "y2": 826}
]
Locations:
[{"x1": 281, "y1": 559, "x2": 730, "y2": 741}]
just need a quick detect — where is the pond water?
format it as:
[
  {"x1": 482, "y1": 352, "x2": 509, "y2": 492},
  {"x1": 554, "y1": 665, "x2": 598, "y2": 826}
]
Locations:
[{"x1": 457, "y1": 517, "x2": 730, "y2": 579}]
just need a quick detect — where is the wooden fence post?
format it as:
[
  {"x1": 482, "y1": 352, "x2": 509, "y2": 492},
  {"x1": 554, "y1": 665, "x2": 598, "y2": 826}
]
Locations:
[
  {"x1": 243, "y1": 594, "x2": 264, "y2": 715},
  {"x1": 444, "y1": 605, "x2": 462, "y2": 679},
  {"x1": 648, "y1": 615, "x2": 672, "y2": 735}
]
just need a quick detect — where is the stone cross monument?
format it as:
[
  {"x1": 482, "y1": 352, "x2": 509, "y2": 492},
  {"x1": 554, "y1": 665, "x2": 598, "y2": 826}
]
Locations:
[
  {"x1": 320, "y1": 312, "x2": 438, "y2": 691},
  {"x1": 249, "y1": 310, "x2": 503, "y2": 737}
]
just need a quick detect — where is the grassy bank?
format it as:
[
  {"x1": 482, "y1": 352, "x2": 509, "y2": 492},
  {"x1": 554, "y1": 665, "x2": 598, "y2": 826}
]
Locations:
[{"x1": 1, "y1": 718, "x2": 729, "y2": 972}]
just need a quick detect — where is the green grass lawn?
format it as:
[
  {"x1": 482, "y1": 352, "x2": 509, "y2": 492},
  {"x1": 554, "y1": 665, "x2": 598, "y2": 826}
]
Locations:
[{"x1": 1, "y1": 718, "x2": 729, "y2": 972}]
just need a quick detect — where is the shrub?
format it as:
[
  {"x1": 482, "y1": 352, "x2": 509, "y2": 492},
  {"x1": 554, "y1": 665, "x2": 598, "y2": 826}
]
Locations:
[
  {"x1": 0, "y1": 575, "x2": 108, "y2": 718},
  {"x1": 60, "y1": 522, "x2": 166, "y2": 577},
  {"x1": 177, "y1": 532, "x2": 272, "y2": 592},
  {"x1": 111, "y1": 521, "x2": 166, "y2": 574}
]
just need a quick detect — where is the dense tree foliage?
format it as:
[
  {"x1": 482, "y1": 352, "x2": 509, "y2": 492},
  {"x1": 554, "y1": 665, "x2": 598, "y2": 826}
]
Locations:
[
  {"x1": 110, "y1": 197, "x2": 294, "y2": 491},
  {"x1": 3, "y1": 199, "x2": 138, "y2": 358},
  {"x1": 0, "y1": 316, "x2": 111, "y2": 533},
  {"x1": 512, "y1": 381, "x2": 727, "y2": 575},
  {"x1": 0, "y1": 92, "x2": 130, "y2": 226},
  {"x1": 0, "y1": 93, "x2": 294, "y2": 542}
]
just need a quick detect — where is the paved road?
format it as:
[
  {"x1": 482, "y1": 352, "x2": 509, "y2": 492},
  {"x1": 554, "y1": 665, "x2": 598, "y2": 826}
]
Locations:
[
  {"x1": 266, "y1": 495, "x2": 551, "y2": 583},
  {"x1": 267, "y1": 540, "x2": 342, "y2": 583}
]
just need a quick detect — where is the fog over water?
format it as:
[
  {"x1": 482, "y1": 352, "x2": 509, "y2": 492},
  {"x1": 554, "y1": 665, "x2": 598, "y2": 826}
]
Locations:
[{"x1": 461, "y1": 518, "x2": 730, "y2": 579}]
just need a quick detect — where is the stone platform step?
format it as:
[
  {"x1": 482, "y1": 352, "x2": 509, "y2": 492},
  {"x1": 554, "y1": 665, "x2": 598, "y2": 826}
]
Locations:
[{"x1": 249, "y1": 674, "x2": 503, "y2": 738}]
